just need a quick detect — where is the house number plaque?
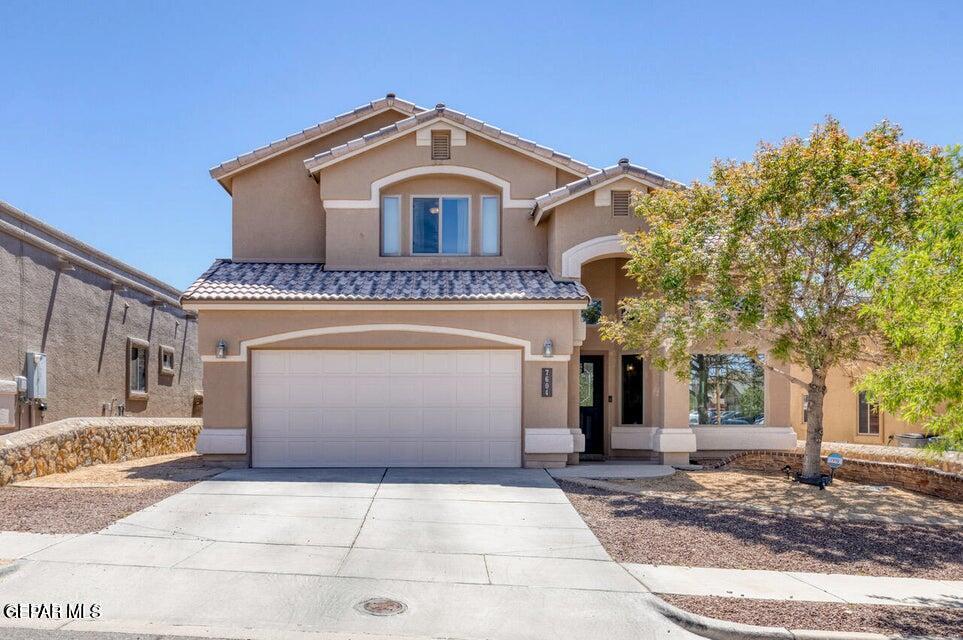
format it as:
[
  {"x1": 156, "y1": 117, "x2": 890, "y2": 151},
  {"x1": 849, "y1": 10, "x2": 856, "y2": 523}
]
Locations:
[{"x1": 541, "y1": 367, "x2": 553, "y2": 397}]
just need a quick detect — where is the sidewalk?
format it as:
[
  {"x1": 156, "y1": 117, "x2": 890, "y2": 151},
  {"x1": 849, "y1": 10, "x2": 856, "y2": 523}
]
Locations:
[{"x1": 622, "y1": 563, "x2": 963, "y2": 608}]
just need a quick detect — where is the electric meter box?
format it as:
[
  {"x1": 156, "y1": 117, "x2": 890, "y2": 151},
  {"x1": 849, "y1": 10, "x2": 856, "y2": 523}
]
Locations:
[{"x1": 26, "y1": 352, "x2": 47, "y2": 399}]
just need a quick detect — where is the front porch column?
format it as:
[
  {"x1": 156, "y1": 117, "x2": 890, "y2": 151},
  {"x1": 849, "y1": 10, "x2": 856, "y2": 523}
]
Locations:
[
  {"x1": 652, "y1": 370, "x2": 697, "y2": 466},
  {"x1": 566, "y1": 346, "x2": 582, "y2": 465}
]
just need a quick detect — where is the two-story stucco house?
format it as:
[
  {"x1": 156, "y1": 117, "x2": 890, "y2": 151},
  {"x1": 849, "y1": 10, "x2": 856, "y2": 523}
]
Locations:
[{"x1": 183, "y1": 94, "x2": 801, "y2": 468}]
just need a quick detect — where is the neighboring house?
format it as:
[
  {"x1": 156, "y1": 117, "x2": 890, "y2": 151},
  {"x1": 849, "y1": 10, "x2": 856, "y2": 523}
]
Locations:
[
  {"x1": 0, "y1": 201, "x2": 202, "y2": 433},
  {"x1": 185, "y1": 94, "x2": 903, "y2": 468},
  {"x1": 789, "y1": 366, "x2": 918, "y2": 445}
]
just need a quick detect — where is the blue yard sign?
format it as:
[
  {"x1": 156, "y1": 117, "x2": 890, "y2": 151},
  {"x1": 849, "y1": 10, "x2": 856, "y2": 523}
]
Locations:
[{"x1": 826, "y1": 453, "x2": 844, "y2": 469}]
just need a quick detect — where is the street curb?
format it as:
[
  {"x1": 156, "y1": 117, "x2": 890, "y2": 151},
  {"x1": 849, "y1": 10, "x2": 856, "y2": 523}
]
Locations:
[{"x1": 649, "y1": 595, "x2": 952, "y2": 640}]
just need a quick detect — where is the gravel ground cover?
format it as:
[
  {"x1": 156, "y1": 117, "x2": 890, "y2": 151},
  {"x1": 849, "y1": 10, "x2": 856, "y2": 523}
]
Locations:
[
  {"x1": 559, "y1": 480, "x2": 963, "y2": 580},
  {"x1": 661, "y1": 594, "x2": 963, "y2": 637},
  {"x1": 0, "y1": 453, "x2": 227, "y2": 534}
]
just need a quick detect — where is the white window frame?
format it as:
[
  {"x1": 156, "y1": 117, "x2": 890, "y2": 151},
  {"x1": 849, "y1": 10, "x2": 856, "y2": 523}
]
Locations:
[
  {"x1": 381, "y1": 194, "x2": 402, "y2": 256},
  {"x1": 410, "y1": 195, "x2": 472, "y2": 256},
  {"x1": 159, "y1": 345, "x2": 175, "y2": 376},
  {"x1": 688, "y1": 353, "x2": 767, "y2": 427},
  {"x1": 127, "y1": 337, "x2": 149, "y2": 399},
  {"x1": 480, "y1": 194, "x2": 501, "y2": 256}
]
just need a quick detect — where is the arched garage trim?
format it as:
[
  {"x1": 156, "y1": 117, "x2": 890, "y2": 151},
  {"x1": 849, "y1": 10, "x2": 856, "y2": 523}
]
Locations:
[
  {"x1": 560, "y1": 234, "x2": 628, "y2": 278},
  {"x1": 204, "y1": 323, "x2": 567, "y2": 363},
  {"x1": 322, "y1": 166, "x2": 536, "y2": 209}
]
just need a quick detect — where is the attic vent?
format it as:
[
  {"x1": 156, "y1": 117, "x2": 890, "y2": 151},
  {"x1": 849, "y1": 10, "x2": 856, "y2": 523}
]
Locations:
[
  {"x1": 431, "y1": 130, "x2": 451, "y2": 160},
  {"x1": 612, "y1": 190, "x2": 631, "y2": 216}
]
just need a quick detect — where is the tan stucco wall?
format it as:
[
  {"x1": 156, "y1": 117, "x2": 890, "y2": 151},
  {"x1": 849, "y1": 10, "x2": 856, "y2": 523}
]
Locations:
[
  {"x1": 325, "y1": 175, "x2": 547, "y2": 269},
  {"x1": 789, "y1": 365, "x2": 918, "y2": 444},
  {"x1": 197, "y1": 307, "x2": 579, "y2": 438},
  {"x1": 317, "y1": 130, "x2": 564, "y2": 270},
  {"x1": 1, "y1": 232, "x2": 202, "y2": 428},
  {"x1": 230, "y1": 110, "x2": 408, "y2": 262},
  {"x1": 546, "y1": 177, "x2": 649, "y2": 276}
]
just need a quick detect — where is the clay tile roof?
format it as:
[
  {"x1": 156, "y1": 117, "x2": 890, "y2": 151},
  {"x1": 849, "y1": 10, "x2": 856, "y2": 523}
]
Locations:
[
  {"x1": 209, "y1": 94, "x2": 426, "y2": 182},
  {"x1": 532, "y1": 160, "x2": 679, "y2": 219},
  {"x1": 303, "y1": 105, "x2": 598, "y2": 176},
  {"x1": 182, "y1": 261, "x2": 589, "y2": 303}
]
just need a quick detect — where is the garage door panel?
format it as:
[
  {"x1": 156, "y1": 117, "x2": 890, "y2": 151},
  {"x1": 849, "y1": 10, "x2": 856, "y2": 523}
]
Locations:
[
  {"x1": 355, "y1": 379, "x2": 389, "y2": 406},
  {"x1": 490, "y1": 409, "x2": 520, "y2": 438},
  {"x1": 289, "y1": 409, "x2": 322, "y2": 437},
  {"x1": 253, "y1": 350, "x2": 520, "y2": 467},
  {"x1": 456, "y1": 351, "x2": 489, "y2": 374},
  {"x1": 355, "y1": 409, "x2": 389, "y2": 436},
  {"x1": 321, "y1": 378, "x2": 355, "y2": 406},
  {"x1": 490, "y1": 378, "x2": 520, "y2": 407},
  {"x1": 322, "y1": 351, "x2": 357, "y2": 374},
  {"x1": 423, "y1": 351, "x2": 455, "y2": 374},
  {"x1": 388, "y1": 378, "x2": 423, "y2": 406},
  {"x1": 356, "y1": 351, "x2": 389, "y2": 373},
  {"x1": 253, "y1": 409, "x2": 287, "y2": 438},
  {"x1": 389, "y1": 409, "x2": 425, "y2": 435},
  {"x1": 253, "y1": 351, "x2": 288, "y2": 375},
  {"x1": 423, "y1": 408, "x2": 455, "y2": 437},
  {"x1": 389, "y1": 351, "x2": 423, "y2": 374},
  {"x1": 317, "y1": 440, "x2": 356, "y2": 465},
  {"x1": 456, "y1": 377, "x2": 490, "y2": 406},
  {"x1": 288, "y1": 351, "x2": 322, "y2": 374},
  {"x1": 421, "y1": 377, "x2": 456, "y2": 407}
]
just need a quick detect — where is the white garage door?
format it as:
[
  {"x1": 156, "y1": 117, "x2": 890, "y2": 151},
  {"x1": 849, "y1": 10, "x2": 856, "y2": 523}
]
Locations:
[{"x1": 251, "y1": 350, "x2": 522, "y2": 467}]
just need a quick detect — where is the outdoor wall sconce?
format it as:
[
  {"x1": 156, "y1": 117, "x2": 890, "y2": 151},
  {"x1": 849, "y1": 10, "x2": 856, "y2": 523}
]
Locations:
[
  {"x1": 543, "y1": 338, "x2": 554, "y2": 358},
  {"x1": 216, "y1": 339, "x2": 228, "y2": 359}
]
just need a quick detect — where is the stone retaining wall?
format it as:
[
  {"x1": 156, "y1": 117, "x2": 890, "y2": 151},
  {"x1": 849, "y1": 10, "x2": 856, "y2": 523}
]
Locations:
[
  {"x1": 0, "y1": 417, "x2": 202, "y2": 486},
  {"x1": 714, "y1": 450, "x2": 962, "y2": 502}
]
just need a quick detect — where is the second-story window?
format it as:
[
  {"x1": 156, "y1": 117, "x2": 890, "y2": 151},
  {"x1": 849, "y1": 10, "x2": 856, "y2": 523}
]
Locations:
[
  {"x1": 382, "y1": 196, "x2": 401, "y2": 255},
  {"x1": 412, "y1": 196, "x2": 469, "y2": 255},
  {"x1": 481, "y1": 196, "x2": 500, "y2": 255}
]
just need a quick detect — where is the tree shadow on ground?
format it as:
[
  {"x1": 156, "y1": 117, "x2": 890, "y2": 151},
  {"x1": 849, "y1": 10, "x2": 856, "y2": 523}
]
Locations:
[{"x1": 561, "y1": 481, "x2": 963, "y2": 576}]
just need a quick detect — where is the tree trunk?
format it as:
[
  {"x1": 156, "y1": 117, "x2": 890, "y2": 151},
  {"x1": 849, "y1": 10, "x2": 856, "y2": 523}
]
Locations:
[{"x1": 802, "y1": 369, "x2": 827, "y2": 479}]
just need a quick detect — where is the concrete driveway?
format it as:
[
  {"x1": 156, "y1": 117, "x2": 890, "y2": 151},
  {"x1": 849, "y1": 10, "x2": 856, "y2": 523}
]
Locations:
[{"x1": 0, "y1": 467, "x2": 697, "y2": 640}]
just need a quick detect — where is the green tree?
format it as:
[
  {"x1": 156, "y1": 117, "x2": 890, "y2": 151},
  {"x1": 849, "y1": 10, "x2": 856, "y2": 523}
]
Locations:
[
  {"x1": 854, "y1": 149, "x2": 963, "y2": 451},
  {"x1": 600, "y1": 118, "x2": 946, "y2": 479}
]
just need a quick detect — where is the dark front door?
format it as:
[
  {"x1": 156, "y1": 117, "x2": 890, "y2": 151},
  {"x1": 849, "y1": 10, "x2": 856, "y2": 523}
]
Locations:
[{"x1": 579, "y1": 355, "x2": 604, "y2": 455}]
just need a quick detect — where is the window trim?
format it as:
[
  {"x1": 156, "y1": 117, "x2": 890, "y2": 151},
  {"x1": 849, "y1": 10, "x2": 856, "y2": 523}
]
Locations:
[
  {"x1": 127, "y1": 337, "x2": 150, "y2": 400},
  {"x1": 159, "y1": 345, "x2": 175, "y2": 376},
  {"x1": 380, "y1": 194, "x2": 402, "y2": 256},
  {"x1": 619, "y1": 352, "x2": 645, "y2": 426},
  {"x1": 410, "y1": 194, "x2": 472, "y2": 256},
  {"x1": 688, "y1": 353, "x2": 767, "y2": 426},
  {"x1": 480, "y1": 194, "x2": 501, "y2": 256},
  {"x1": 857, "y1": 391, "x2": 881, "y2": 436}
]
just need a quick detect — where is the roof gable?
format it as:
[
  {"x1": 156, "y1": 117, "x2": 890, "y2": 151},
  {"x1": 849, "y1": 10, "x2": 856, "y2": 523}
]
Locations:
[
  {"x1": 303, "y1": 104, "x2": 597, "y2": 176},
  {"x1": 209, "y1": 94, "x2": 425, "y2": 187},
  {"x1": 531, "y1": 159, "x2": 679, "y2": 224}
]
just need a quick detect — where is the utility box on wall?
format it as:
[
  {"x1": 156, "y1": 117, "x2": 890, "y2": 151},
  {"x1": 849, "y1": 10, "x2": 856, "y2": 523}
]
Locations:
[
  {"x1": 26, "y1": 352, "x2": 47, "y2": 399},
  {"x1": 0, "y1": 380, "x2": 16, "y2": 429}
]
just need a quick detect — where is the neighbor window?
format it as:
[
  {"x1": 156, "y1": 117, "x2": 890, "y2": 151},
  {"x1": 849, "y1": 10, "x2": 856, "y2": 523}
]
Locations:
[
  {"x1": 689, "y1": 354, "x2": 764, "y2": 425},
  {"x1": 159, "y1": 345, "x2": 175, "y2": 376},
  {"x1": 381, "y1": 196, "x2": 401, "y2": 255},
  {"x1": 582, "y1": 299, "x2": 602, "y2": 325},
  {"x1": 431, "y1": 130, "x2": 451, "y2": 160},
  {"x1": 621, "y1": 354, "x2": 644, "y2": 424},
  {"x1": 412, "y1": 196, "x2": 469, "y2": 254},
  {"x1": 127, "y1": 338, "x2": 149, "y2": 398},
  {"x1": 612, "y1": 190, "x2": 631, "y2": 216},
  {"x1": 857, "y1": 391, "x2": 880, "y2": 435},
  {"x1": 481, "y1": 196, "x2": 500, "y2": 255}
]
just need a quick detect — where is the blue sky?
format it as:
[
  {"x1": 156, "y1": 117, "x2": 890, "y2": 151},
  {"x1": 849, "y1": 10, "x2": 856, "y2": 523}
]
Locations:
[{"x1": 2, "y1": 1, "x2": 961, "y2": 290}]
